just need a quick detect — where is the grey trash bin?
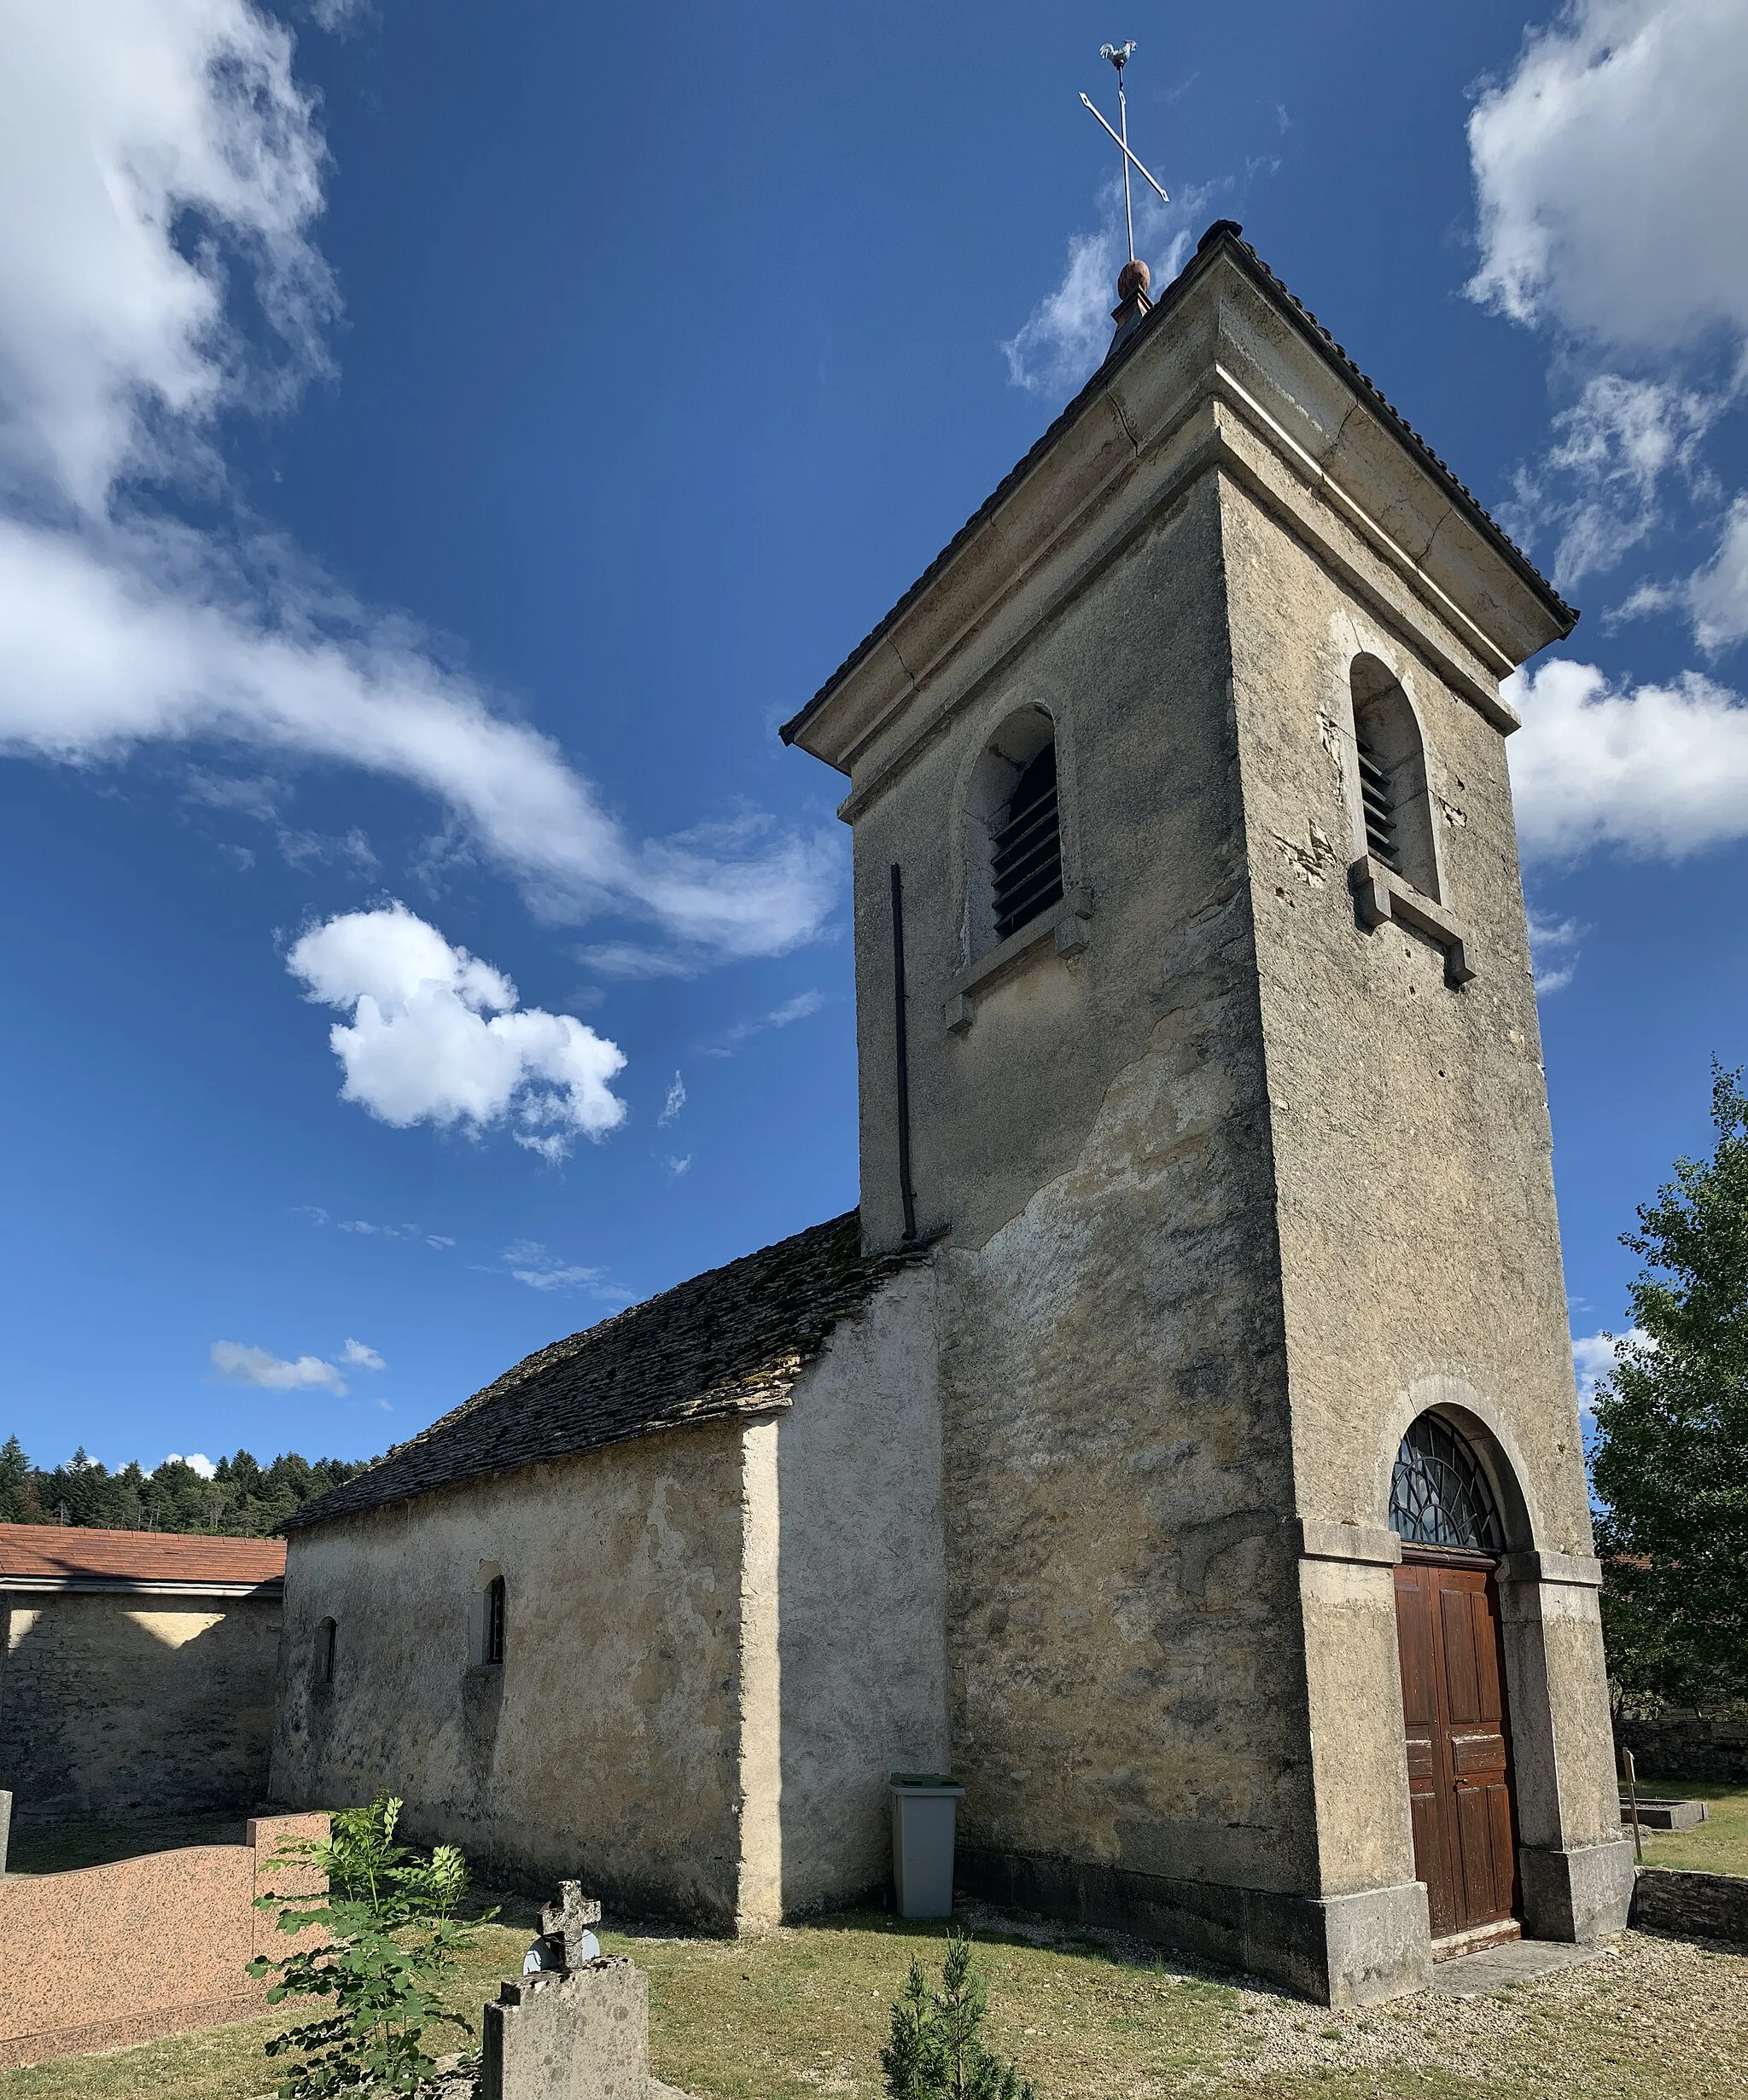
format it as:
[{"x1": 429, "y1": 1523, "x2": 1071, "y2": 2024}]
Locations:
[{"x1": 889, "y1": 1772, "x2": 965, "y2": 1920}]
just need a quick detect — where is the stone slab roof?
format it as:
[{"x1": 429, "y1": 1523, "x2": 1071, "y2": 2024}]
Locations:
[
  {"x1": 289, "y1": 1210, "x2": 924, "y2": 1530},
  {"x1": 0, "y1": 1523, "x2": 285, "y2": 1594},
  {"x1": 781, "y1": 220, "x2": 1576, "y2": 754}
]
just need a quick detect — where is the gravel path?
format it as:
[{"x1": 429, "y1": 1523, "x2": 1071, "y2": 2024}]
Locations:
[
  {"x1": 953, "y1": 1902, "x2": 1747, "y2": 2099},
  {"x1": 1209, "y1": 1929, "x2": 1745, "y2": 2096}
]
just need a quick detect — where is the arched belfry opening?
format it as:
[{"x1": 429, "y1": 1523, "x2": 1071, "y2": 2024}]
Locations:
[
  {"x1": 1390, "y1": 1410, "x2": 1522, "y2": 1954},
  {"x1": 1350, "y1": 657, "x2": 1439, "y2": 900},
  {"x1": 964, "y1": 706, "x2": 1063, "y2": 956}
]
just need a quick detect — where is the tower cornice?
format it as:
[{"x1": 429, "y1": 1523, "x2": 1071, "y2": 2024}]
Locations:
[{"x1": 783, "y1": 225, "x2": 1576, "y2": 793}]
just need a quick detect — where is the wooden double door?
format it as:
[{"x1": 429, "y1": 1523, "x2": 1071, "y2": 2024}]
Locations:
[{"x1": 1393, "y1": 1556, "x2": 1519, "y2": 1946}]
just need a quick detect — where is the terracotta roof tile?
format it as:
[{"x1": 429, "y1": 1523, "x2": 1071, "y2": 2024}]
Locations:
[
  {"x1": 291, "y1": 1209, "x2": 928, "y2": 1530},
  {"x1": 0, "y1": 1523, "x2": 285, "y2": 1588}
]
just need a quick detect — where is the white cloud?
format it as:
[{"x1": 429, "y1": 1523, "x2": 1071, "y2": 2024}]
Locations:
[
  {"x1": 1528, "y1": 910, "x2": 1582, "y2": 993},
  {"x1": 163, "y1": 1451, "x2": 215, "y2": 1479},
  {"x1": 288, "y1": 902, "x2": 627, "y2": 1158},
  {"x1": 657, "y1": 1072, "x2": 686, "y2": 1127},
  {"x1": 500, "y1": 1239, "x2": 606, "y2": 1292},
  {"x1": 1507, "y1": 656, "x2": 1748, "y2": 859},
  {"x1": 702, "y1": 988, "x2": 827, "y2": 1057},
  {"x1": 0, "y1": 1, "x2": 837, "y2": 963},
  {"x1": 0, "y1": 519, "x2": 838, "y2": 955},
  {"x1": 1679, "y1": 496, "x2": 1748, "y2": 651},
  {"x1": 298, "y1": 1206, "x2": 454, "y2": 1248},
  {"x1": 1468, "y1": 0, "x2": 1748, "y2": 355},
  {"x1": 0, "y1": 0, "x2": 333, "y2": 515},
  {"x1": 210, "y1": 1340, "x2": 347, "y2": 1393},
  {"x1": 1003, "y1": 181, "x2": 1211, "y2": 398},
  {"x1": 665, "y1": 1154, "x2": 692, "y2": 1178},
  {"x1": 340, "y1": 1337, "x2": 384, "y2": 1370},
  {"x1": 1572, "y1": 1326, "x2": 1648, "y2": 1403},
  {"x1": 576, "y1": 943, "x2": 704, "y2": 980},
  {"x1": 1506, "y1": 375, "x2": 1722, "y2": 590}
]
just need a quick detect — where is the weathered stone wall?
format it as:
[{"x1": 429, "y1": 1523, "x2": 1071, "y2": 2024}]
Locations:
[
  {"x1": 774, "y1": 1265, "x2": 948, "y2": 1916},
  {"x1": 1220, "y1": 444, "x2": 1625, "y2": 1909},
  {"x1": 844, "y1": 468, "x2": 1319, "y2": 1928},
  {"x1": 270, "y1": 1425, "x2": 751, "y2": 1924},
  {"x1": 1631, "y1": 1866, "x2": 1748, "y2": 1946},
  {"x1": 0, "y1": 1592, "x2": 280, "y2": 1824},
  {"x1": 1618, "y1": 1713, "x2": 1748, "y2": 1786}
]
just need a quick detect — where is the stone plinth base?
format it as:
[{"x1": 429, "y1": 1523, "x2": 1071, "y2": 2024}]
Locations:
[
  {"x1": 482, "y1": 1959, "x2": 648, "y2": 2100},
  {"x1": 958, "y1": 1848, "x2": 1431, "y2": 2005},
  {"x1": 1519, "y1": 1839, "x2": 1634, "y2": 1943}
]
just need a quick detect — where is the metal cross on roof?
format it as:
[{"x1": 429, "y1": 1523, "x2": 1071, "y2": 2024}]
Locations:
[{"x1": 1081, "y1": 40, "x2": 1169, "y2": 265}]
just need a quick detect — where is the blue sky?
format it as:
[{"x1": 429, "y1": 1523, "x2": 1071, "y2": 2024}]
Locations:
[{"x1": 1, "y1": 0, "x2": 1744, "y2": 1472}]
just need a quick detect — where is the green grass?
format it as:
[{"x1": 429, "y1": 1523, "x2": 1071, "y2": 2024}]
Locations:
[
  {"x1": 3, "y1": 1904, "x2": 1744, "y2": 2100},
  {"x1": 1623, "y1": 1778, "x2": 1748, "y2": 1876}
]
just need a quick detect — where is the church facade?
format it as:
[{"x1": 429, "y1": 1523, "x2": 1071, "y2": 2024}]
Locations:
[{"x1": 271, "y1": 223, "x2": 1630, "y2": 2004}]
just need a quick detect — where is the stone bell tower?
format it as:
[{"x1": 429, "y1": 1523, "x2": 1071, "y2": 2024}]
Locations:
[{"x1": 782, "y1": 223, "x2": 1630, "y2": 2003}]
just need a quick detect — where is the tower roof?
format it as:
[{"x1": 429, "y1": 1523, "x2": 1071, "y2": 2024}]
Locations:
[{"x1": 781, "y1": 222, "x2": 1575, "y2": 764}]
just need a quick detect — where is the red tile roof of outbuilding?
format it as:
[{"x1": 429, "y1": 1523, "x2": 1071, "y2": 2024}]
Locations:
[{"x1": 0, "y1": 1522, "x2": 285, "y2": 1591}]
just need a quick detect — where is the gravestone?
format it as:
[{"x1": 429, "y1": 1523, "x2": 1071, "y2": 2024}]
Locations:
[
  {"x1": 541, "y1": 1881, "x2": 603, "y2": 1963},
  {"x1": 1621, "y1": 1795, "x2": 1709, "y2": 1832},
  {"x1": 481, "y1": 1959, "x2": 648, "y2": 2100}
]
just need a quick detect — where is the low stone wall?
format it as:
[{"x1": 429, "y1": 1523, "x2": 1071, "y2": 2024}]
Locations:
[
  {"x1": 0, "y1": 1811, "x2": 327, "y2": 2068},
  {"x1": 1, "y1": 1589, "x2": 283, "y2": 1824},
  {"x1": 1630, "y1": 1867, "x2": 1748, "y2": 1947},
  {"x1": 1616, "y1": 1713, "x2": 1748, "y2": 1786}
]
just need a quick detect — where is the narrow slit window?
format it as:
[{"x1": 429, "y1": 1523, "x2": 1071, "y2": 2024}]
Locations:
[
  {"x1": 989, "y1": 741, "x2": 1063, "y2": 942},
  {"x1": 316, "y1": 1616, "x2": 337, "y2": 1687},
  {"x1": 484, "y1": 1574, "x2": 507, "y2": 1667}
]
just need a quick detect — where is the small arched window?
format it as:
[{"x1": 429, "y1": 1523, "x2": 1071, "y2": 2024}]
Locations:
[
  {"x1": 470, "y1": 1563, "x2": 507, "y2": 1668},
  {"x1": 1350, "y1": 659, "x2": 1438, "y2": 900},
  {"x1": 315, "y1": 1616, "x2": 337, "y2": 1687},
  {"x1": 966, "y1": 707, "x2": 1063, "y2": 953},
  {"x1": 1390, "y1": 1416, "x2": 1501, "y2": 1552}
]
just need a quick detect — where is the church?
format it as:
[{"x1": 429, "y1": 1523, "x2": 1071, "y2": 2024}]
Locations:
[{"x1": 270, "y1": 223, "x2": 1631, "y2": 2006}]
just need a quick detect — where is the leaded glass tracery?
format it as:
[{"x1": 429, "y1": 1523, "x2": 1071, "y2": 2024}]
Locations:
[{"x1": 1390, "y1": 1414, "x2": 1502, "y2": 1551}]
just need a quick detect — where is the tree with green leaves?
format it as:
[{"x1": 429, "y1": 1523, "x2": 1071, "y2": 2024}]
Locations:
[
  {"x1": 252, "y1": 1795, "x2": 492, "y2": 2097},
  {"x1": 0, "y1": 1435, "x2": 40, "y2": 1523},
  {"x1": 0, "y1": 1439, "x2": 365, "y2": 1535},
  {"x1": 1591, "y1": 1062, "x2": 1748, "y2": 1714},
  {"x1": 882, "y1": 1933, "x2": 1036, "y2": 2100}
]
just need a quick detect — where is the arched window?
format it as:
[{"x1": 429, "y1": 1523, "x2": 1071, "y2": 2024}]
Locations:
[
  {"x1": 1390, "y1": 1416, "x2": 1502, "y2": 1552},
  {"x1": 1350, "y1": 659, "x2": 1438, "y2": 900},
  {"x1": 966, "y1": 707, "x2": 1063, "y2": 952},
  {"x1": 470, "y1": 1562, "x2": 507, "y2": 1668},
  {"x1": 315, "y1": 1616, "x2": 337, "y2": 1687}
]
